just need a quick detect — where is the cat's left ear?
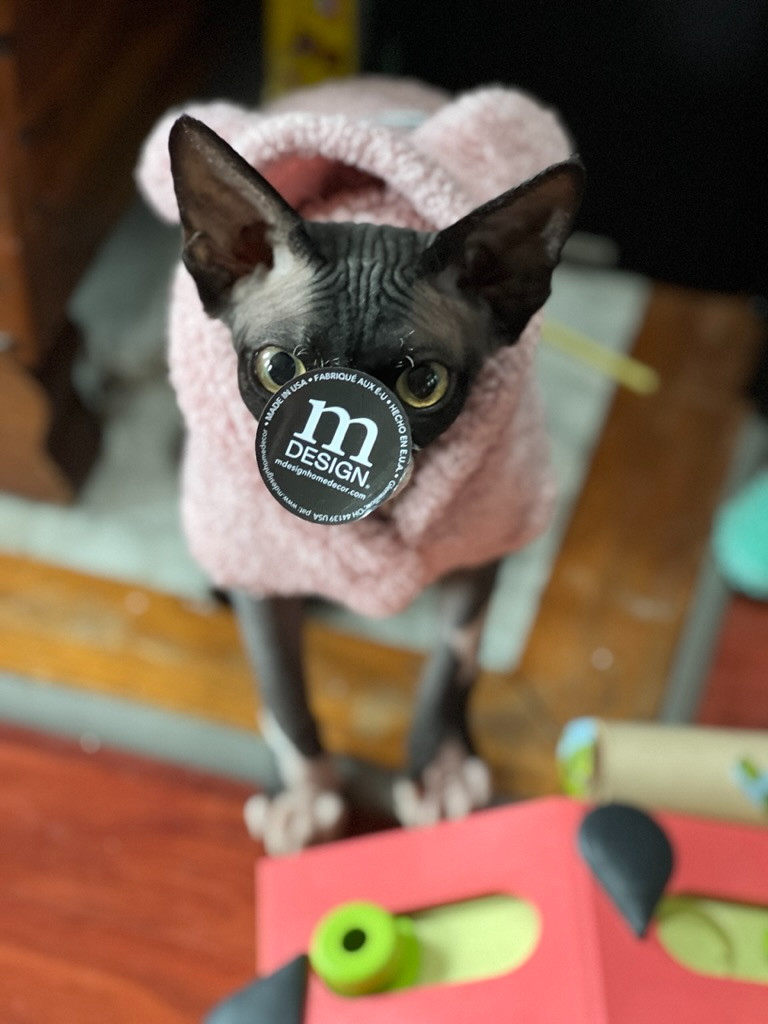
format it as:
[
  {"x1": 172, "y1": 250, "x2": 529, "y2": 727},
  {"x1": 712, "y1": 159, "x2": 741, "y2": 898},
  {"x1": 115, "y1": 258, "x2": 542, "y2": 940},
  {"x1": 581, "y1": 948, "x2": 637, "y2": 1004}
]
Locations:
[
  {"x1": 418, "y1": 159, "x2": 584, "y2": 341},
  {"x1": 168, "y1": 116, "x2": 319, "y2": 313}
]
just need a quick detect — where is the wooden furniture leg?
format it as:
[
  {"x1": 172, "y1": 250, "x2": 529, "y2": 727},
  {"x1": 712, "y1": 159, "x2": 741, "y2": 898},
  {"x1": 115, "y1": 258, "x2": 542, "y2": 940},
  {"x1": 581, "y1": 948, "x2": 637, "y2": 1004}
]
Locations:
[{"x1": 0, "y1": 322, "x2": 100, "y2": 502}]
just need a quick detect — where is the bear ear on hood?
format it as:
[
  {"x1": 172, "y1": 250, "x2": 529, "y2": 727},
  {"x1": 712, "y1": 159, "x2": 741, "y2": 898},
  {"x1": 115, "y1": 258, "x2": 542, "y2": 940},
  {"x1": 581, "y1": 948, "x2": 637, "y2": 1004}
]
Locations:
[
  {"x1": 167, "y1": 116, "x2": 321, "y2": 313},
  {"x1": 410, "y1": 86, "x2": 575, "y2": 208},
  {"x1": 418, "y1": 159, "x2": 584, "y2": 342}
]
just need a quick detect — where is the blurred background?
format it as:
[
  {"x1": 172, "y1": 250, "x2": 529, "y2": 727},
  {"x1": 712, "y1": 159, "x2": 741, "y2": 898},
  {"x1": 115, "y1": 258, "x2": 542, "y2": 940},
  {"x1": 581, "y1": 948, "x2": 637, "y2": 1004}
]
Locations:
[
  {"x1": 2, "y1": 0, "x2": 766, "y2": 500},
  {"x1": 1, "y1": 0, "x2": 767, "y2": 772},
  {"x1": 363, "y1": 0, "x2": 768, "y2": 296},
  {"x1": 2, "y1": 5, "x2": 768, "y2": 1018}
]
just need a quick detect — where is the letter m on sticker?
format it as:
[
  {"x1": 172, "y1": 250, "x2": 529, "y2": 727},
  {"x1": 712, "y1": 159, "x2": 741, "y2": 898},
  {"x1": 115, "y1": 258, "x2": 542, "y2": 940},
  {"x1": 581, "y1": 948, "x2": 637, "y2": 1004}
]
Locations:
[{"x1": 294, "y1": 399, "x2": 378, "y2": 467}]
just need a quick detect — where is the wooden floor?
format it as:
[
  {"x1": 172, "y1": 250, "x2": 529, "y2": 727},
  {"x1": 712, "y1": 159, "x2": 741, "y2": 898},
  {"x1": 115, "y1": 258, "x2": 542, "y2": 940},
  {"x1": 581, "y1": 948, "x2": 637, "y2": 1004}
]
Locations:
[
  {"x1": 0, "y1": 600, "x2": 766, "y2": 1024},
  {"x1": 0, "y1": 724, "x2": 257, "y2": 1024},
  {"x1": 0, "y1": 284, "x2": 766, "y2": 1023},
  {"x1": 0, "y1": 590, "x2": 765, "y2": 1023},
  {"x1": 697, "y1": 595, "x2": 768, "y2": 728},
  {"x1": 1, "y1": 284, "x2": 764, "y2": 793},
  {"x1": 0, "y1": 723, "x2": 398, "y2": 1024}
]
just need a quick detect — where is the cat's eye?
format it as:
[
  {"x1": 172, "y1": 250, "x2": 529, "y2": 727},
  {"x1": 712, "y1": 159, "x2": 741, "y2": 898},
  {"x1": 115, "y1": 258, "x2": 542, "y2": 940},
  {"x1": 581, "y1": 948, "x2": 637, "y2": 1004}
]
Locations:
[
  {"x1": 254, "y1": 346, "x2": 306, "y2": 393},
  {"x1": 396, "y1": 361, "x2": 449, "y2": 409}
]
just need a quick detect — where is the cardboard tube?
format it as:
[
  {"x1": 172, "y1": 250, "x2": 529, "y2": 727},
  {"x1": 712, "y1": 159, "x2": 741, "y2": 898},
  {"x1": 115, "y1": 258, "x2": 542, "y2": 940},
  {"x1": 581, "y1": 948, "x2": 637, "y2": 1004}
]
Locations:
[{"x1": 557, "y1": 719, "x2": 768, "y2": 826}]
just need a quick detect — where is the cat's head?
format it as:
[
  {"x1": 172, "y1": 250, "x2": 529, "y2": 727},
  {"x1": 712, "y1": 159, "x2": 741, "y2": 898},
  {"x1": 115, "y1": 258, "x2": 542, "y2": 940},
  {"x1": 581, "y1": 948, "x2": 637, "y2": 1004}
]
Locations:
[{"x1": 169, "y1": 116, "x2": 583, "y2": 449}]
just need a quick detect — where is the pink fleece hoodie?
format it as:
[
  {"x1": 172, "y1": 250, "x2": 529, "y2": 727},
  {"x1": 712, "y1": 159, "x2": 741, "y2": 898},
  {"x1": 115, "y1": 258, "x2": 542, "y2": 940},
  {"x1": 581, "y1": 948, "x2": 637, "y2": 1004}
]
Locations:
[{"x1": 136, "y1": 77, "x2": 571, "y2": 617}]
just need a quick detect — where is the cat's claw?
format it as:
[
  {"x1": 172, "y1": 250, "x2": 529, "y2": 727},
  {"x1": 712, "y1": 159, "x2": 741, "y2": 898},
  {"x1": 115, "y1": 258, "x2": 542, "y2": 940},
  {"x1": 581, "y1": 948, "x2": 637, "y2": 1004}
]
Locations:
[
  {"x1": 393, "y1": 739, "x2": 492, "y2": 828},
  {"x1": 243, "y1": 785, "x2": 349, "y2": 856}
]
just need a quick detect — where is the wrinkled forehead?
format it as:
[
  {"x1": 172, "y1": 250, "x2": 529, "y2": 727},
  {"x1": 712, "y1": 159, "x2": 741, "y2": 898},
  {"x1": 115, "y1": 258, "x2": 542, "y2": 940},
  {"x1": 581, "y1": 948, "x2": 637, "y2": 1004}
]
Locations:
[
  {"x1": 225, "y1": 220, "x2": 470, "y2": 365},
  {"x1": 302, "y1": 221, "x2": 428, "y2": 355}
]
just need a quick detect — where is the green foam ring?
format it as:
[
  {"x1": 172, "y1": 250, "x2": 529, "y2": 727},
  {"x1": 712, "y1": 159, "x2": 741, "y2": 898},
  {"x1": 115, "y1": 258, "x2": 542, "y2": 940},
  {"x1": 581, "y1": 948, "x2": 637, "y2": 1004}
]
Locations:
[{"x1": 309, "y1": 901, "x2": 420, "y2": 997}]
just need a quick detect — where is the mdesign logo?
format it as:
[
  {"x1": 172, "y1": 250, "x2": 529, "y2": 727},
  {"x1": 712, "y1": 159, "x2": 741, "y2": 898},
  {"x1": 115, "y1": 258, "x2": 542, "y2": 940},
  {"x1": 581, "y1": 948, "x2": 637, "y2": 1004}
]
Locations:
[
  {"x1": 284, "y1": 398, "x2": 381, "y2": 488},
  {"x1": 255, "y1": 368, "x2": 412, "y2": 524}
]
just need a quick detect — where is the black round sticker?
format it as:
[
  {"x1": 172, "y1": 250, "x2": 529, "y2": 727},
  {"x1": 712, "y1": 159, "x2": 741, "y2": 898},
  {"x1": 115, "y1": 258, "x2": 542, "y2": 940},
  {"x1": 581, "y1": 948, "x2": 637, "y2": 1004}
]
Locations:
[{"x1": 255, "y1": 368, "x2": 413, "y2": 524}]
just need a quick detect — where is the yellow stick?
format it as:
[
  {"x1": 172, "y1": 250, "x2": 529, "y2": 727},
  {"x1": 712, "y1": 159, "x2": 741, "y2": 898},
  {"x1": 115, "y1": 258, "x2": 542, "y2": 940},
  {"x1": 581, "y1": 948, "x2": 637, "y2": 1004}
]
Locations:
[{"x1": 542, "y1": 319, "x2": 660, "y2": 395}]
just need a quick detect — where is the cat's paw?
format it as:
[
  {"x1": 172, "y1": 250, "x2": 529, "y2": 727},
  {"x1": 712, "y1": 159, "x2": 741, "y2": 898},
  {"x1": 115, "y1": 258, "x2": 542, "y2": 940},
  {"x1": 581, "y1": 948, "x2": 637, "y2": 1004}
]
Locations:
[
  {"x1": 393, "y1": 738, "x2": 492, "y2": 828},
  {"x1": 243, "y1": 784, "x2": 349, "y2": 856}
]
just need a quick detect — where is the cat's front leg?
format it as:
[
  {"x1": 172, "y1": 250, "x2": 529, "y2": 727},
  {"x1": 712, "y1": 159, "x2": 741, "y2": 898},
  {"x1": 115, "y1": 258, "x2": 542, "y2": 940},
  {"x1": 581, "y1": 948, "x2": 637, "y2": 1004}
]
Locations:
[
  {"x1": 394, "y1": 563, "x2": 498, "y2": 827},
  {"x1": 231, "y1": 591, "x2": 349, "y2": 854}
]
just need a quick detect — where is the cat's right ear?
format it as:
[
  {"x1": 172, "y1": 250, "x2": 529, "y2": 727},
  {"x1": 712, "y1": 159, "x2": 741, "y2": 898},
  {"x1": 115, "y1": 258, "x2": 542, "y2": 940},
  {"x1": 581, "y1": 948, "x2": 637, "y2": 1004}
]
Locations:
[
  {"x1": 169, "y1": 116, "x2": 319, "y2": 312},
  {"x1": 418, "y1": 159, "x2": 584, "y2": 343}
]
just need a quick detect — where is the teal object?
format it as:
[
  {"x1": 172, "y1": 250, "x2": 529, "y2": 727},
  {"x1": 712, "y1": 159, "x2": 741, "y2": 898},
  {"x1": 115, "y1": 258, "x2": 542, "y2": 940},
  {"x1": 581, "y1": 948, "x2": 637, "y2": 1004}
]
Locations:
[
  {"x1": 556, "y1": 717, "x2": 598, "y2": 796},
  {"x1": 578, "y1": 804, "x2": 674, "y2": 938},
  {"x1": 732, "y1": 758, "x2": 768, "y2": 811},
  {"x1": 205, "y1": 955, "x2": 308, "y2": 1024},
  {"x1": 712, "y1": 471, "x2": 768, "y2": 600}
]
